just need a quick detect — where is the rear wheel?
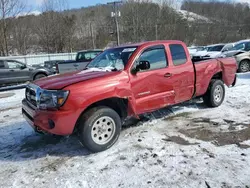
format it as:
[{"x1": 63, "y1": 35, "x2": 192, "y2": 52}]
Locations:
[
  {"x1": 238, "y1": 60, "x2": 250, "y2": 73},
  {"x1": 78, "y1": 106, "x2": 121, "y2": 152},
  {"x1": 203, "y1": 79, "x2": 225, "y2": 107},
  {"x1": 34, "y1": 73, "x2": 47, "y2": 80}
]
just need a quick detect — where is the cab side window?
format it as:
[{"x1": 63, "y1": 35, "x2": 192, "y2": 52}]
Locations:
[
  {"x1": 0, "y1": 61, "x2": 5, "y2": 69},
  {"x1": 6, "y1": 61, "x2": 22, "y2": 69},
  {"x1": 169, "y1": 44, "x2": 187, "y2": 66},
  {"x1": 137, "y1": 46, "x2": 168, "y2": 71}
]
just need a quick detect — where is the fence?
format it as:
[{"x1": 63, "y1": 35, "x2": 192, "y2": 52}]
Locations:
[{"x1": 0, "y1": 52, "x2": 77, "y2": 66}]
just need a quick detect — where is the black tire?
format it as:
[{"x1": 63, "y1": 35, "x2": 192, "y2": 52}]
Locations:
[
  {"x1": 78, "y1": 106, "x2": 121, "y2": 152},
  {"x1": 203, "y1": 79, "x2": 225, "y2": 107},
  {"x1": 34, "y1": 73, "x2": 47, "y2": 80},
  {"x1": 238, "y1": 60, "x2": 250, "y2": 73}
]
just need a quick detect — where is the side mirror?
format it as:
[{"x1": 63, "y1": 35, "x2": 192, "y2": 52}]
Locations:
[
  {"x1": 20, "y1": 65, "x2": 26, "y2": 69},
  {"x1": 131, "y1": 61, "x2": 150, "y2": 74},
  {"x1": 138, "y1": 61, "x2": 150, "y2": 70}
]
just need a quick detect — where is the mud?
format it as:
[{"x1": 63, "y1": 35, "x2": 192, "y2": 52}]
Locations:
[
  {"x1": 0, "y1": 93, "x2": 15, "y2": 99},
  {"x1": 179, "y1": 117, "x2": 250, "y2": 147},
  {"x1": 162, "y1": 136, "x2": 198, "y2": 145}
]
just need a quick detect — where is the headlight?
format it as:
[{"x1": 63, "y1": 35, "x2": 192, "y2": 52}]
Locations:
[{"x1": 38, "y1": 90, "x2": 69, "y2": 110}]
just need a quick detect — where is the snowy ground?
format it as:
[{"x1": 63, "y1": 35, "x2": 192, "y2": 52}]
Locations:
[{"x1": 0, "y1": 73, "x2": 250, "y2": 188}]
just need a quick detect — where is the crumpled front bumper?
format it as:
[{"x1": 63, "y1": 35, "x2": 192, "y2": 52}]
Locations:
[{"x1": 22, "y1": 99, "x2": 76, "y2": 136}]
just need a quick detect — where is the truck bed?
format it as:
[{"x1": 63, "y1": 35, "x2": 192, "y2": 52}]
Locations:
[{"x1": 193, "y1": 57, "x2": 237, "y2": 97}]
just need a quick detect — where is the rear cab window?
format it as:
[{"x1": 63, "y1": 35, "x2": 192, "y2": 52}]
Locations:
[
  {"x1": 169, "y1": 44, "x2": 187, "y2": 66},
  {"x1": 76, "y1": 51, "x2": 102, "y2": 62}
]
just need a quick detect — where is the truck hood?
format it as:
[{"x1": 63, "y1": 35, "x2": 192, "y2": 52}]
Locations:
[{"x1": 34, "y1": 68, "x2": 116, "y2": 90}]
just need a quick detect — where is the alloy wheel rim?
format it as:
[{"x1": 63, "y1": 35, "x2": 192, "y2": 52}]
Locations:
[
  {"x1": 214, "y1": 85, "x2": 223, "y2": 103},
  {"x1": 91, "y1": 116, "x2": 116, "y2": 145}
]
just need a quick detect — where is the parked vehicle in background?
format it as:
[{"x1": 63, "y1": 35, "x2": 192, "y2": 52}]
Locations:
[
  {"x1": 235, "y1": 51, "x2": 250, "y2": 72},
  {"x1": 31, "y1": 60, "x2": 65, "y2": 74},
  {"x1": 221, "y1": 40, "x2": 250, "y2": 58},
  {"x1": 192, "y1": 44, "x2": 226, "y2": 59},
  {"x1": 0, "y1": 59, "x2": 52, "y2": 86},
  {"x1": 56, "y1": 50, "x2": 103, "y2": 74},
  {"x1": 22, "y1": 40, "x2": 237, "y2": 152},
  {"x1": 188, "y1": 46, "x2": 206, "y2": 56},
  {"x1": 44, "y1": 60, "x2": 65, "y2": 74}
]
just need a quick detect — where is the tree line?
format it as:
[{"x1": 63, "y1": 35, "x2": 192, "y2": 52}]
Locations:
[{"x1": 0, "y1": 0, "x2": 250, "y2": 56}]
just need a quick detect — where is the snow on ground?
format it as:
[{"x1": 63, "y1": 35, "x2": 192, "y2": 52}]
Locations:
[
  {"x1": 177, "y1": 10, "x2": 211, "y2": 23},
  {"x1": 0, "y1": 73, "x2": 250, "y2": 188}
]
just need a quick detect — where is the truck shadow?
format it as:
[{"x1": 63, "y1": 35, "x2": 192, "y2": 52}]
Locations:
[
  {"x1": 0, "y1": 99, "x2": 205, "y2": 162},
  {"x1": 0, "y1": 121, "x2": 90, "y2": 162}
]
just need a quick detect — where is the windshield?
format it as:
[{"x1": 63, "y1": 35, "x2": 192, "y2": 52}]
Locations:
[
  {"x1": 86, "y1": 47, "x2": 137, "y2": 70},
  {"x1": 231, "y1": 42, "x2": 250, "y2": 51},
  {"x1": 207, "y1": 45, "x2": 224, "y2": 52}
]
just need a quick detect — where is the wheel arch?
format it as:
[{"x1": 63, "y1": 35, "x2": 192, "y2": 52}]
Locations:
[
  {"x1": 33, "y1": 71, "x2": 48, "y2": 80},
  {"x1": 74, "y1": 97, "x2": 129, "y2": 132}
]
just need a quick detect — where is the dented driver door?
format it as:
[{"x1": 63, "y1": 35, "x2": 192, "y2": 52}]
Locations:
[{"x1": 129, "y1": 45, "x2": 176, "y2": 114}]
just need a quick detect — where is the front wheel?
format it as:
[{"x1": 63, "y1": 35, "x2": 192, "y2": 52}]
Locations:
[
  {"x1": 34, "y1": 73, "x2": 47, "y2": 80},
  {"x1": 78, "y1": 106, "x2": 121, "y2": 152},
  {"x1": 203, "y1": 79, "x2": 225, "y2": 107}
]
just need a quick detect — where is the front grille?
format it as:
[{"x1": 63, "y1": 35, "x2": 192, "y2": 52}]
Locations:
[{"x1": 25, "y1": 84, "x2": 38, "y2": 107}]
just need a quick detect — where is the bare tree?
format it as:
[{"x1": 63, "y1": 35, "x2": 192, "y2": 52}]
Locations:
[
  {"x1": 0, "y1": 0, "x2": 25, "y2": 55},
  {"x1": 35, "y1": 0, "x2": 76, "y2": 53}
]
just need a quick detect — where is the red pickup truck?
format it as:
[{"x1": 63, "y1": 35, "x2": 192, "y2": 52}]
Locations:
[{"x1": 22, "y1": 40, "x2": 237, "y2": 152}]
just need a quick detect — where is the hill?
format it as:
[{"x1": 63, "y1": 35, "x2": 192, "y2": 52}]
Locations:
[{"x1": 1, "y1": 0, "x2": 250, "y2": 56}]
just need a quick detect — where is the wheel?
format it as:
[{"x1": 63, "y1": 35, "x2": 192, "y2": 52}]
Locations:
[
  {"x1": 203, "y1": 79, "x2": 225, "y2": 107},
  {"x1": 238, "y1": 60, "x2": 250, "y2": 73},
  {"x1": 34, "y1": 73, "x2": 47, "y2": 80},
  {"x1": 78, "y1": 106, "x2": 121, "y2": 152}
]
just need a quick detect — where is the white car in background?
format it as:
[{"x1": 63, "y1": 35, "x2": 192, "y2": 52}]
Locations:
[
  {"x1": 221, "y1": 40, "x2": 250, "y2": 58},
  {"x1": 192, "y1": 43, "x2": 234, "y2": 59},
  {"x1": 188, "y1": 46, "x2": 206, "y2": 56}
]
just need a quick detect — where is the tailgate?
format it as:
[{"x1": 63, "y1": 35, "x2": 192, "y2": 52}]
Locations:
[{"x1": 217, "y1": 57, "x2": 237, "y2": 86}]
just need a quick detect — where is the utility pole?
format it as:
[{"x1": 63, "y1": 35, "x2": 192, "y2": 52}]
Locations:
[
  {"x1": 108, "y1": 1, "x2": 122, "y2": 46},
  {"x1": 90, "y1": 22, "x2": 96, "y2": 49},
  {"x1": 155, "y1": 24, "x2": 158, "y2": 40}
]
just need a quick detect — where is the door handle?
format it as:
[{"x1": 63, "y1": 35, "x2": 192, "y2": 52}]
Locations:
[
  {"x1": 164, "y1": 73, "x2": 172, "y2": 78},
  {"x1": 9, "y1": 69, "x2": 14, "y2": 72}
]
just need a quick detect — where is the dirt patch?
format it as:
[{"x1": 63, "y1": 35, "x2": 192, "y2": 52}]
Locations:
[
  {"x1": 39, "y1": 157, "x2": 70, "y2": 172},
  {"x1": 179, "y1": 118, "x2": 250, "y2": 146},
  {"x1": 165, "y1": 112, "x2": 190, "y2": 121},
  {"x1": 0, "y1": 105, "x2": 21, "y2": 112},
  {"x1": 236, "y1": 143, "x2": 250, "y2": 149},
  {"x1": 162, "y1": 136, "x2": 198, "y2": 145},
  {"x1": 0, "y1": 93, "x2": 15, "y2": 99}
]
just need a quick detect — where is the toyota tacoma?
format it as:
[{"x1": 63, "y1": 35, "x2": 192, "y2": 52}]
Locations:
[{"x1": 22, "y1": 40, "x2": 237, "y2": 152}]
